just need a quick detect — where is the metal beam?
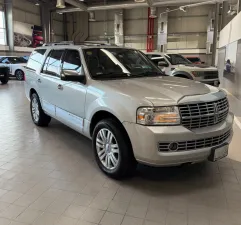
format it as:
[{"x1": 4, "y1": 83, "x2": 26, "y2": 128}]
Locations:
[{"x1": 65, "y1": 0, "x2": 87, "y2": 11}]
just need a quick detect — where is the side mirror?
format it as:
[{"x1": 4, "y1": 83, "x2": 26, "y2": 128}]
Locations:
[
  {"x1": 61, "y1": 69, "x2": 86, "y2": 84},
  {"x1": 158, "y1": 61, "x2": 168, "y2": 67}
]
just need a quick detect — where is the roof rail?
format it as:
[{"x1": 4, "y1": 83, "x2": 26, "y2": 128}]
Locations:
[
  {"x1": 42, "y1": 41, "x2": 74, "y2": 46},
  {"x1": 42, "y1": 41, "x2": 117, "y2": 47}
]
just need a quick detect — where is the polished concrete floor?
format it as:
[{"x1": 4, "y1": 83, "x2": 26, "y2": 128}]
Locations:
[{"x1": 1, "y1": 81, "x2": 241, "y2": 225}]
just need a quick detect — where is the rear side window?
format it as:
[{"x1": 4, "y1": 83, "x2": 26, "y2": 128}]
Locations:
[
  {"x1": 27, "y1": 49, "x2": 46, "y2": 71},
  {"x1": 42, "y1": 50, "x2": 64, "y2": 76}
]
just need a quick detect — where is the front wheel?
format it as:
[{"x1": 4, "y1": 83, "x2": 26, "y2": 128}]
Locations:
[
  {"x1": 93, "y1": 119, "x2": 136, "y2": 179},
  {"x1": 15, "y1": 70, "x2": 24, "y2": 81},
  {"x1": 30, "y1": 93, "x2": 51, "y2": 126}
]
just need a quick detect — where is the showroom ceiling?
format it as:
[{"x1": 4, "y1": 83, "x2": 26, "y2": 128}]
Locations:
[{"x1": 29, "y1": 0, "x2": 229, "y2": 8}]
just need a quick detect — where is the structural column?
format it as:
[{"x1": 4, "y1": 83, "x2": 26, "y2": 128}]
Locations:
[
  {"x1": 114, "y1": 10, "x2": 124, "y2": 47},
  {"x1": 221, "y1": 1, "x2": 229, "y2": 29},
  {"x1": 211, "y1": 3, "x2": 220, "y2": 66},
  {"x1": 40, "y1": 3, "x2": 52, "y2": 43},
  {"x1": 157, "y1": 8, "x2": 168, "y2": 52},
  {"x1": 4, "y1": 0, "x2": 14, "y2": 52}
]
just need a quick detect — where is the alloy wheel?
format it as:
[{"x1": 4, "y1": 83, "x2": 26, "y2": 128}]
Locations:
[
  {"x1": 32, "y1": 97, "x2": 40, "y2": 122},
  {"x1": 96, "y1": 128, "x2": 120, "y2": 170}
]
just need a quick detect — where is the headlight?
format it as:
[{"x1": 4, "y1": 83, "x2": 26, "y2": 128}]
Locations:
[{"x1": 137, "y1": 106, "x2": 180, "y2": 125}]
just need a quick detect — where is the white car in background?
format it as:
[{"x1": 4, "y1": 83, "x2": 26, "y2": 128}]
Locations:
[
  {"x1": 145, "y1": 52, "x2": 220, "y2": 87},
  {"x1": 0, "y1": 56, "x2": 27, "y2": 80}
]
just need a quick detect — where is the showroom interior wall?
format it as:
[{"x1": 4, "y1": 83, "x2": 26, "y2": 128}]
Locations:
[
  {"x1": 84, "y1": 5, "x2": 213, "y2": 64},
  {"x1": 218, "y1": 11, "x2": 241, "y2": 100}
]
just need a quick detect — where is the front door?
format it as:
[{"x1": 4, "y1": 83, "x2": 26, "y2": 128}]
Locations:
[{"x1": 55, "y1": 49, "x2": 87, "y2": 133}]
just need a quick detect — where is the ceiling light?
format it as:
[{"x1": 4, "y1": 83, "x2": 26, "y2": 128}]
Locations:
[
  {"x1": 35, "y1": 2, "x2": 39, "y2": 6},
  {"x1": 134, "y1": 0, "x2": 146, "y2": 2},
  {"x1": 56, "y1": 0, "x2": 66, "y2": 8}
]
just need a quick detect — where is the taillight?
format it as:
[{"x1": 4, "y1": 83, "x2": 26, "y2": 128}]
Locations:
[{"x1": 23, "y1": 72, "x2": 26, "y2": 81}]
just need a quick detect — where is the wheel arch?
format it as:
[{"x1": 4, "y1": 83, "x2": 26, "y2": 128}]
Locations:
[
  {"x1": 173, "y1": 71, "x2": 194, "y2": 79},
  {"x1": 29, "y1": 88, "x2": 37, "y2": 98}
]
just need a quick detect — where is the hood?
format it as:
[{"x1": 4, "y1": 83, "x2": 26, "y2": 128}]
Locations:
[
  {"x1": 177, "y1": 64, "x2": 217, "y2": 71},
  {"x1": 102, "y1": 76, "x2": 217, "y2": 106}
]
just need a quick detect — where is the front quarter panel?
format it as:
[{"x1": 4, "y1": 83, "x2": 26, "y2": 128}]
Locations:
[{"x1": 85, "y1": 82, "x2": 153, "y2": 124}]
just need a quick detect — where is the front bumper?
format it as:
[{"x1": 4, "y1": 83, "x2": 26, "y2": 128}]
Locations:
[{"x1": 123, "y1": 112, "x2": 234, "y2": 166}]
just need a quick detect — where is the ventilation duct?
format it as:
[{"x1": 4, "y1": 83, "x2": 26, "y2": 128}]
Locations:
[
  {"x1": 149, "y1": 7, "x2": 157, "y2": 18},
  {"x1": 89, "y1": 11, "x2": 96, "y2": 22},
  {"x1": 56, "y1": 0, "x2": 66, "y2": 8}
]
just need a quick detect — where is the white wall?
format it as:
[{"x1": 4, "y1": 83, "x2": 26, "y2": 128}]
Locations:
[
  {"x1": 88, "y1": 8, "x2": 157, "y2": 50},
  {"x1": 219, "y1": 11, "x2": 241, "y2": 48}
]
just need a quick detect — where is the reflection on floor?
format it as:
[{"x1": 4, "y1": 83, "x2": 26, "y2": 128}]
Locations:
[{"x1": 0, "y1": 81, "x2": 241, "y2": 225}]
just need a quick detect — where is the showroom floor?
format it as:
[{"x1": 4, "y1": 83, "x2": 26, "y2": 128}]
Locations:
[{"x1": 0, "y1": 81, "x2": 241, "y2": 225}]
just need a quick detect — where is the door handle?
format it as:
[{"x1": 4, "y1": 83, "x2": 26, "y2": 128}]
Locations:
[
  {"x1": 58, "y1": 84, "x2": 63, "y2": 90},
  {"x1": 37, "y1": 79, "x2": 41, "y2": 83}
]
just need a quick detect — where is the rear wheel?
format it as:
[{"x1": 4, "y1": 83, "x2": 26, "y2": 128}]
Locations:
[
  {"x1": 15, "y1": 70, "x2": 24, "y2": 81},
  {"x1": 0, "y1": 72, "x2": 9, "y2": 84},
  {"x1": 93, "y1": 119, "x2": 137, "y2": 179},
  {"x1": 30, "y1": 93, "x2": 51, "y2": 126}
]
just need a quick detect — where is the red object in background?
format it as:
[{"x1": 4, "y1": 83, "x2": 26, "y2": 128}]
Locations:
[
  {"x1": 32, "y1": 25, "x2": 44, "y2": 48},
  {"x1": 146, "y1": 8, "x2": 154, "y2": 52}
]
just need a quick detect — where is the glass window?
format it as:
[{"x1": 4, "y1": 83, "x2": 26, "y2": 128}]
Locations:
[
  {"x1": 62, "y1": 50, "x2": 82, "y2": 73},
  {"x1": 84, "y1": 48, "x2": 162, "y2": 79},
  {"x1": 27, "y1": 49, "x2": 46, "y2": 71},
  {"x1": 0, "y1": 11, "x2": 6, "y2": 45},
  {"x1": 43, "y1": 50, "x2": 64, "y2": 76},
  {"x1": 151, "y1": 57, "x2": 168, "y2": 67},
  {"x1": 0, "y1": 57, "x2": 27, "y2": 64},
  {"x1": 166, "y1": 54, "x2": 192, "y2": 65}
]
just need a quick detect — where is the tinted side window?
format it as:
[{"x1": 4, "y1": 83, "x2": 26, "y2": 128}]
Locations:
[
  {"x1": 27, "y1": 49, "x2": 46, "y2": 71},
  {"x1": 43, "y1": 50, "x2": 64, "y2": 76},
  {"x1": 62, "y1": 50, "x2": 82, "y2": 73},
  {"x1": 152, "y1": 58, "x2": 168, "y2": 66}
]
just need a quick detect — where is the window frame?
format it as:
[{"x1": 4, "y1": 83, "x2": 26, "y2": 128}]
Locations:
[
  {"x1": 61, "y1": 49, "x2": 82, "y2": 73},
  {"x1": 0, "y1": 10, "x2": 6, "y2": 45},
  {"x1": 42, "y1": 49, "x2": 65, "y2": 77}
]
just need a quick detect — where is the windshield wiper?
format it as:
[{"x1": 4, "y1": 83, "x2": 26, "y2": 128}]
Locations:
[
  {"x1": 93, "y1": 72, "x2": 130, "y2": 79},
  {"x1": 133, "y1": 71, "x2": 164, "y2": 77}
]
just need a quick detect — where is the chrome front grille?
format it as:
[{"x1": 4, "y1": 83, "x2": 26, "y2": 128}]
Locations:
[
  {"x1": 158, "y1": 129, "x2": 231, "y2": 152},
  {"x1": 179, "y1": 97, "x2": 229, "y2": 129}
]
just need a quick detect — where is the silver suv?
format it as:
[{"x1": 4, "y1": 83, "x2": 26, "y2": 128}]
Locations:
[{"x1": 24, "y1": 42, "x2": 234, "y2": 179}]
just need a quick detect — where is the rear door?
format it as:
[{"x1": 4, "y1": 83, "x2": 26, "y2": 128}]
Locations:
[
  {"x1": 39, "y1": 49, "x2": 65, "y2": 117},
  {"x1": 25, "y1": 49, "x2": 47, "y2": 99}
]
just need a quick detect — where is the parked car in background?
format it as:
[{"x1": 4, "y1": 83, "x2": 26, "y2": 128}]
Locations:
[
  {"x1": 0, "y1": 65, "x2": 9, "y2": 84},
  {"x1": 25, "y1": 43, "x2": 233, "y2": 179},
  {"x1": 0, "y1": 56, "x2": 27, "y2": 80},
  {"x1": 145, "y1": 52, "x2": 220, "y2": 87},
  {"x1": 185, "y1": 56, "x2": 204, "y2": 64},
  {"x1": 22, "y1": 56, "x2": 30, "y2": 61}
]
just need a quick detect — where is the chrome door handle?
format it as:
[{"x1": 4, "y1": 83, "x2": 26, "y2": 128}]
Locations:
[
  {"x1": 58, "y1": 84, "x2": 63, "y2": 90},
  {"x1": 37, "y1": 79, "x2": 41, "y2": 83}
]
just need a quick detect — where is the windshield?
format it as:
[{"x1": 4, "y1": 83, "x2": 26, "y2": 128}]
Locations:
[
  {"x1": 187, "y1": 57, "x2": 201, "y2": 63},
  {"x1": 165, "y1": 54, "x2": 192, "y2": 65},
  {"x1": 0, "y1": 57, "x2": 27, "y2": 64},
  {"x1": 83, "y1": 48, "x2": 163, "y2": 79}
]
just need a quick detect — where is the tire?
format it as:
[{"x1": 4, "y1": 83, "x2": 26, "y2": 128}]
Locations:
[
  {"x1": 15, "y1": 70, "x2": 24, "y2": 81},
  {"x1": 0, "y1": 72, "x2": 9, "y2": 84},
  {"x1": 30, "y1": 93, "x2": 51, "y2": 127},
  {"x1": 93, "y1": 118, "x2": 137, "y2": 179}
]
